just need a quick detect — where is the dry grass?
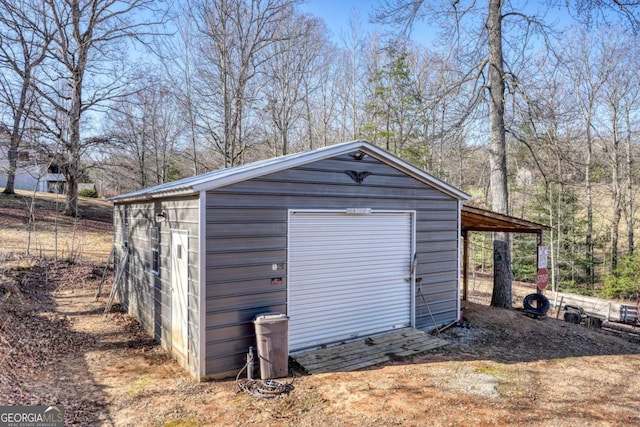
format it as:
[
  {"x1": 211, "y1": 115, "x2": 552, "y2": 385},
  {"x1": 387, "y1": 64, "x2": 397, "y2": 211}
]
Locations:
[
  {"x1": 2, "y1": 265, "x2": 637, "y2": 426},
  {"x1": 0, "y1": 189, "x2": 112, "y2": 263}
]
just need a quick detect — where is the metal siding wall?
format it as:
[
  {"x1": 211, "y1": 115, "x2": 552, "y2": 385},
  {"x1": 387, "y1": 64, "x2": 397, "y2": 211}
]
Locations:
[
  {"x1": 113, "y1": 196, "x2": 201, "y2": 378},
  {"x1": 204, "y1": 154, "x2": 460, "y2": 377}
]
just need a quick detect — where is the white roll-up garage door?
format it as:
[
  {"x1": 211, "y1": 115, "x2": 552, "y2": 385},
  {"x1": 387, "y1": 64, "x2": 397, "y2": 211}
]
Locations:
[{"x1": 288, "y1": 211, "x2": 413, "y2": 351}]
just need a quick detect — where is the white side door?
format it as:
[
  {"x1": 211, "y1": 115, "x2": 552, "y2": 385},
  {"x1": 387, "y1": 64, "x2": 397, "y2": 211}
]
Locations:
[{"x1": 171, "y1": 229, "x2": 189, "y2": 358}]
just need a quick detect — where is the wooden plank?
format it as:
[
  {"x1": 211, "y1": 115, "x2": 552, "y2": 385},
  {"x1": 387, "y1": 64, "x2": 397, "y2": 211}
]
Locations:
[
  {"x1": 291, "y1": 328, "x2": 448, "y2": 374},
  {"x1": 299, "y1": 339, "x2": 446, "y2": 373},
  {"x1": 329, "y1": 339, "x2": 449, "y2": 373},
  {"x1": 293, "y1": 331, "x2": 408, "y2": 367},
  {"x1": 294, "y1": 336, "x2": 406, "y2": 369},
  {"x1": 295, "y1": 332, "x2": 425, "y2": 370},
  {"x1": 319, "y1": 338, "x2": 449, "y2": 374}
]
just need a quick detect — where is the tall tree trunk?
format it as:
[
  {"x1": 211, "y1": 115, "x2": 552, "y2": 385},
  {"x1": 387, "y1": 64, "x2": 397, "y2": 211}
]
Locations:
[
  {"x1": 186, "y1": 94, "x2": 199, "y2": 176},
  {"x1": 63, "y1": 68, "x2": 83, "y2": 217},
  {"x1": 3, "y1": 135, "x2": 19, "y2": 195},
  {"x1": 3, "y1": 69, "x2": 31, "y2": 195},
  {"x1": 625, "y1": 106, "x2": 634, "y2": 254},
  {"x1": 492, "y1": 240, "x2": 512, "y2": 306},
  {"x1": 585, "y1": 126, "x2": 594, "y2": 287},
  {"x1": 610, "y1": 106, "x2": 622, "y2": 271},
  {"x1": 487, "y1": 0, "x2": 512, "y2": 308},
  {"x1": 306, "y1": 94, "x2": 314, "y2": 150},
  {"x1": 549, "y1": 189, "x2": 556, "y2": 293}
]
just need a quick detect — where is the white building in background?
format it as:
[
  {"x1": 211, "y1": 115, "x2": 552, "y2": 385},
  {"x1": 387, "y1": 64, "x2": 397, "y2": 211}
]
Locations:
[{"x1": 0, "y1": 138, "x2": 66, "y2": 194}]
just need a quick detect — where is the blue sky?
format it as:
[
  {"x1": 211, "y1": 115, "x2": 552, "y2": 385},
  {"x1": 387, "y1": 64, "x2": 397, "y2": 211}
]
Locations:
[
  {"x1": 298, "y1": 1, "x2": 577, "y2": 47},
  {"x1": 298, "y1": 0, "x2": 451, "y2": 47},
  {"x1": 299, "y1": 0, "x2": 387, "y2": 41}
]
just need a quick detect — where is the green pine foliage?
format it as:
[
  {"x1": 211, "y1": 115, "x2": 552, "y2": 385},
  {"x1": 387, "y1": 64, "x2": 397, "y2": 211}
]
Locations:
[
  {"x1": 603, "y1": 252, "x2": 640, "y2": 301},
  {"x1": 360, "y1": 44, "x2": 420, "y2": 154},
  {"x1": 511, "y1": 233, "x2": 537, "y2": 283},
  {"x1": 522, "y1": 180, "x2": 595, "y2": 294}
]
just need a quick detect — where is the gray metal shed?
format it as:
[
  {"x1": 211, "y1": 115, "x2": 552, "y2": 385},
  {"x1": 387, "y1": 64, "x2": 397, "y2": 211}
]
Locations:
[{"x1": 111, "y1": 140, "x2": 470, "y2": 379}]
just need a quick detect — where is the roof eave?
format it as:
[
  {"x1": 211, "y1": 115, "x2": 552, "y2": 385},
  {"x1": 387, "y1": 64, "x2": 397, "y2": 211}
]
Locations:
[
  {"x1": 191, "y1": 140, "x2": 367, "y2": 193},
  {"x1": 111, "y1": 140, "x2": 471, "y2": 203},
  {"x1": 110, "y1": 188, "x2": 196, "y2": 203},
  {"x1": 192, "y1": 140, "x2": 470, "y2": 201},
  {"x1": 358, "y1": 144, "x2": 471, "y2": 201}
]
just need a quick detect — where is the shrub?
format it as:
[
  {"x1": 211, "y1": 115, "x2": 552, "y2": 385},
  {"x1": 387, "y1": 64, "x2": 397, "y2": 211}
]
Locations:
[
  {"x1": 78, "y1": 188, "x2": 98, "y2": 198},
  {"x1": 602, "y1": 252, "x2": 640, "y2": 301}
]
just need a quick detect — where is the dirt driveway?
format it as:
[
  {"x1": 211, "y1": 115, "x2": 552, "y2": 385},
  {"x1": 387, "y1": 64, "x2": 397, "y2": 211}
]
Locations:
[{"x1": 1, "y1": 256, "x2": 640, "y2": 426}]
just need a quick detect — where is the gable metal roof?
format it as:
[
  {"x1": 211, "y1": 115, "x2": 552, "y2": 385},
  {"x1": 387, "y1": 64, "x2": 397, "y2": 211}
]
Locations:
[{"x1": 110, "y1": 140, "x2": 471, "y2": 203}]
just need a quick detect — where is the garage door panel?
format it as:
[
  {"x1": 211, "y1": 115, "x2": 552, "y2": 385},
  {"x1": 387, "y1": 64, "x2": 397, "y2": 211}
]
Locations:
[
  {"x1": 289, "y1": 262, "x2": 408, "y2": 277},
  {"x1": 288, "y1": 211, "x2": 413, "y2": 351},
  {"x1": 289, "y1": 282, "x2": 409, "y2": 300},
  {"x1": 290, "y1": 303, "x2": 409, "y2": 325},
  {"x1": 292, "y1": 318, "x2": 410, "y2": 340},
  {"x1": 288, "y1": 274, "x2": 411, "y2": 291},
  {"x1": 289, "y1": 275, "x2": 410, "y2": 298},
  {"x1": 292, "y1": 236, "x2": 408, "y2": 247},
  {"x1": 292, "y1": 248, "x2": 407, "y2": 259},
  {"x1": 288, "y1": 319, "x2": 409, "y2": 348},
  {"x1": 288, "y1": 268, "x2": 409, "y2": 286},
  {"x1": 289, "y1": 285, "x2": 410, "y2": 313}
]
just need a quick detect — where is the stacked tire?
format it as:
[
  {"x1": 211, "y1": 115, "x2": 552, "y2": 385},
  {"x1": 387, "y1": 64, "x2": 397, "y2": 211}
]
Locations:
[{"x1": 523, "y1": 293, "x2": 550, "y2": 316}]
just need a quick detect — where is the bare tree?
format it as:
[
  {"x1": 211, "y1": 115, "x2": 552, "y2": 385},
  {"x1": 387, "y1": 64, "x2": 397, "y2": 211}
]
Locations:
[
  {"x1": 299, "y1": 23, "x2": 337, "y2": 150},
  {"x1": 375, "y1": 0, "x2": 640, "y2": 306},
  {"x1": 408, "y1": 44, "x2": 469, "y2": 183},
  {"x1": 623, "y1": 86, "x2": 639, "y2": 255},
  {"x1": 374, "y1": 0, "x2": 544, "y2": 307},
  {"x1": 262, "y1": 13, "x2": 325, "y2": 155},
  {"x1": 342, "y1": 9, "x2": 367, "y2": 141},
  {"x1": 0, "y1": 0, "x2": 52, "y2": 195},
  {"x1": 157, "y1": 2, "x2": 209, "y2": 176},
  {"x1": 510, "y1": 45, "x2": 602, "y2": 293},
  {"x1": 194, "y1": 0, "x2": 301, "y2": 167},
  {"x1": 34, "y1": 0, "x2": 161, "y2": 216},
  {"x1": 561, "y1": 28, "x2": 618, "y2": 286},
  {"x1": 104, "y1": 77, "x2": 187, "y2": 190},
  {"x1": 596, "y1": 30, "x2": 639, "y2": 271}
]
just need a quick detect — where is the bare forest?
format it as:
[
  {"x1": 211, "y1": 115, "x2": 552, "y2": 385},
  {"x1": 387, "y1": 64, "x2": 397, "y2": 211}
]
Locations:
[{"x1": 3, "y1": 0, "x2": 640, "y2": 298}]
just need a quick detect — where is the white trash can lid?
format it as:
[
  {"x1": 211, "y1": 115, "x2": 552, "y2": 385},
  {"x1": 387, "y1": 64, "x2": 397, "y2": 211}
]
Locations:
[{"x1": 254, "y1": 313, "x2": 289, "y2": 324}]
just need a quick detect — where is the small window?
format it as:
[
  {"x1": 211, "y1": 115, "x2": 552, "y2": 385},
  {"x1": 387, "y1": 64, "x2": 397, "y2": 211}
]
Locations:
[
  {"x1": 151, "y1": 227, "x2": 160, "y2": 275},
  {"x1": 122, "y1": 218, "x2": 129, "y2": 248}
]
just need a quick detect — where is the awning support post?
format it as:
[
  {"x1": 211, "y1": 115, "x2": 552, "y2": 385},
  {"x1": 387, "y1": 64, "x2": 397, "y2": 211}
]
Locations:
[{"x1": 462, "y1": 229, "x2": 469, "y2": 301}]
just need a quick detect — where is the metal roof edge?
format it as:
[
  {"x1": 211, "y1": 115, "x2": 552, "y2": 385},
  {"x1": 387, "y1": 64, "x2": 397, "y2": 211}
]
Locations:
[
  {"x1": 193, "y1": 140, "x2": 470, "y2": 200},
  {"x1": 357, "y1": 143, "x2": 471, "y2": 201},
  {"x1": 111, "y1": 139, "x2": 471, "y2": 202},
  {"x1": 191, "y1": 140, "x2": 370, "y2": 192},
  {"x1": 110, "y1": 187, "x2": 196, "y2": 203},
  {"x1": 462, "y1": 205, "x2": 552, "y2": 232}
]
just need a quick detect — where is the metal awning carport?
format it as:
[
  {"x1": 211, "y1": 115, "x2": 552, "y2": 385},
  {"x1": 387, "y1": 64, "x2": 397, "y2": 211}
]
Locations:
[{"x1": 460, "y1": 205, "x2": 551, "y2": 300}]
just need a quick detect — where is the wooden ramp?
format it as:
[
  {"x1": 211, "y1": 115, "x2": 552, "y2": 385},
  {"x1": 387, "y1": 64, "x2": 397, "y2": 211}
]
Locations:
[{"x1": 291, "y1": 328, "x2": 448, "y2": 374}]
